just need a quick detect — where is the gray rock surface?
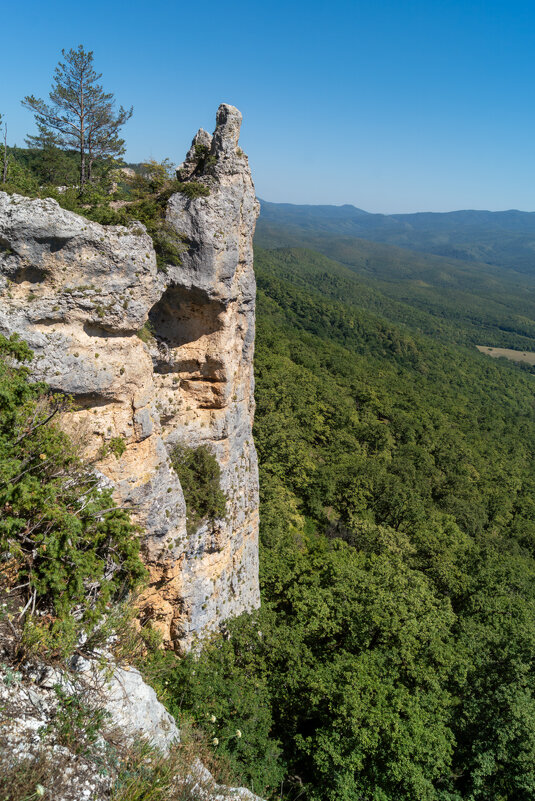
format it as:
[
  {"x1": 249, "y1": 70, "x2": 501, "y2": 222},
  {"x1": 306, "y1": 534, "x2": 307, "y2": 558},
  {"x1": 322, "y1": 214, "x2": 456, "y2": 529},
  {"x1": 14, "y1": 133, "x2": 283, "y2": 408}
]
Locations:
[
  {"x1": 184, "y1": 759, "x2": 264, "y2": 800},
  {"x1": 158, "y1": 103, "x2": 261, "y2": 646},
  {"x1": 96, "y1": 664, "x2": 179, "y2": 752},
  {"x1": 0, "y1": 103, "x2": 260, "y2": 651},
  {"x1": 0, "y1": 661, "x2": 262, "y2": 801}
]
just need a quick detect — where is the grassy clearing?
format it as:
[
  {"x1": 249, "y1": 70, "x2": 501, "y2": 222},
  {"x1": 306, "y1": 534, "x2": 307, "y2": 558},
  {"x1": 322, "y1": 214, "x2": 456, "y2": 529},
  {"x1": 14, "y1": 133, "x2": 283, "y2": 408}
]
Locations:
[{"x1": 476, "y1": 344, "x2": 535, "y2": 365}]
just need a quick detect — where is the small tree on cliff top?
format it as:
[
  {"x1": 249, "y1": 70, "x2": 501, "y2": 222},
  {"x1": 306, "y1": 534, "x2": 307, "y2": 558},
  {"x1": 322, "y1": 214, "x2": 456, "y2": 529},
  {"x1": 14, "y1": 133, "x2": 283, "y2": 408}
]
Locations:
[
  {"x1": 22, "y1": 45, "x2": 132, "y2": 192},
  {"x1": 0, "y1": 113, "x2": 7, "y2": 185}
]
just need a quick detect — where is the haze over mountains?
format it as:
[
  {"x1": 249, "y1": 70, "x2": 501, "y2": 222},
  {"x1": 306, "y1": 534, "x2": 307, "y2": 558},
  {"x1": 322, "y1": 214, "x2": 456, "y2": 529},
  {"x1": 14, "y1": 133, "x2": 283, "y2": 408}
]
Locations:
[
  {"x1": 255, "y1": 199, "x2": 535, "y2": 358},
  {"x1": 257, "y1": 200, "x2": 535, "y2": 274}
]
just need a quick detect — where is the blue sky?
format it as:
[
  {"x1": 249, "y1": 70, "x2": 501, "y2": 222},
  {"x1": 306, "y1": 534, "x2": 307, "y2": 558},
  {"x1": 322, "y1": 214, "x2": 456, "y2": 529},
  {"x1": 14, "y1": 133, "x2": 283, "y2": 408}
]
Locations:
[{"x1": 2, "y1": 0, "x2": 535, "y2": 213}]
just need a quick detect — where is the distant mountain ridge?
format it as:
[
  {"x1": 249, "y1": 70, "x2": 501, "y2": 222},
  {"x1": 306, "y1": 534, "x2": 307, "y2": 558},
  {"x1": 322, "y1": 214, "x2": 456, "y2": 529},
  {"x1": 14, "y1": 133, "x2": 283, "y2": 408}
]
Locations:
[{"x1": 257, "y1": 200, "x2": 535, "y2": 274}]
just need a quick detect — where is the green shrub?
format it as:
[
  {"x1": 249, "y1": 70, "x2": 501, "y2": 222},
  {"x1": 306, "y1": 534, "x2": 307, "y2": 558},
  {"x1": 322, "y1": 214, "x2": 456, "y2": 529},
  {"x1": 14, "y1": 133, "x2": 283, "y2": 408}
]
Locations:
[
  {"x1": 0, "y1": 334, "x2": 147, "y2": 658},
  {"x1": 83, "y1": 183, "x2": 186, "y2": 272},
  {"x1": 150, "y1": 223, "x2": 185, "y2": 273},
  {"x1": 194, "y1": 143, "x2": 209, "y2": 160},
  {"x1": 170, "y1": 444, "x2": 226, "y2": 534},
  {"x1": 192, "y1": 144, "x2": 217, "y2": 173},
  {"x1": 2, "y1": 153, "x2": 190, "y2": 273},
  {"x1": 109, "y1": 436, "x2": 127, "y2": 458},
  {"x1": 0, "y1": 157, "x2": 40, "y2": 197},
  {"x1": 41, "y1": 685, "x2": 109, "y2": 757},
  {"x1": 136, "y1": 321, "x2": 155, "y2": 344},
  {"x1": 175, "y1": 181, "x2": 210, "y2": 199},
  {"x1": 142, "y1": 643, "x2": 283, "y2": 798}
]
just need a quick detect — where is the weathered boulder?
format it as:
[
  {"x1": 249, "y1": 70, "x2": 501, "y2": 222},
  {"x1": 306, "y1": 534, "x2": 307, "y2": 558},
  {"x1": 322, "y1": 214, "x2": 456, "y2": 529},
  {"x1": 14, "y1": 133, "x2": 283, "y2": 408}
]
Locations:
[
  {"x1": 0, "y1": 103, "x2": 260, "y2": 650},
  {"x1": 100, "y1": 664, "x2": 180, "y2": 751}
]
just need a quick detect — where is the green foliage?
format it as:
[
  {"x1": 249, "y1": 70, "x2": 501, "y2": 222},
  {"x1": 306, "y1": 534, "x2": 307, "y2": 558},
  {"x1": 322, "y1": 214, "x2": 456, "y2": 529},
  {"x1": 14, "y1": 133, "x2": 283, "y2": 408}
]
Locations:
[
  {"x1": 0, "y1": 150, "x2": 191, "y2": 273},
  {"x1": 6, "y1": 141, "x2": 80, "y2": 187},
  {"x1": 22, "y1": 45, "x2": 133, "y2": 190},
  {"x1": 108, "y1": 436, "x2": 127, "y2": 459},
  {"x1": 253, "y1": 245, "x2": 535, "y2": 355},
  {"x1": 162, "y1": 532, "x2": 457, "y2": 800},
  {"x1": 250, "y1": 250, "x2": 535, "y2": 799},
  {"x1": 450, "y1": 550, "x2": 535, "y2": 799},
  {"x1": 0, "y1": 334, "x2": 146, "y2": 657},
  {"x1": 159, "y1": 244, "x2": 535, "y2": 800},
  {"x1": 170, "y1": 444, "x2": 226, "y2": 534},
  {"x1": 1, "y1": 145, "x2": 119, "y2": 199},
  {"x1": 192, "y1": 143, "x2": 217, "y2": 171},
  {"x1": 0, "y1": 154, "x2": 40, "y2": 196},
  {"x1": 79, "y1": 162, "x2": 187, "y2": 271},
  {"x1": 136, "y1": 321, "x2": 155, "y2": 344},
  {"x1": 130, "y1": 157, "x2": 210, "y2": 198},
  {"x1": 253, "y1": 248, "x2": 535, "y2": 547},
  {"x1": 144, "y1": 641, "x2": 283, "y2": 796},
  {"x1": 5, "y1": 102, "x2": 535, "y2": 800},
  {"x1": 175, "y1": 180, "x2": 210, "y2": 199},
  {"x1": 257, "y1": 199, "x2": 535, "y2": 276},
  {"x1": 129, "y1": 158, "x2": 175, "y2": 196},
  {"x1": 0, "y1": 679, "x2": 232, "y2": 801},
  {"x1": 194, "y1": 142, "x2": 210, "y2": 160}
]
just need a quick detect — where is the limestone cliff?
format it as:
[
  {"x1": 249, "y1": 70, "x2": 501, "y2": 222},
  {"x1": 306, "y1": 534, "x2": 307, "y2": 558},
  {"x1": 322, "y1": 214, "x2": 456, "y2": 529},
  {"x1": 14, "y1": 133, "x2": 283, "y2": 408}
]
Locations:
[{"x1": 0, "y1": 104, "x2": 260, "y2": 650}]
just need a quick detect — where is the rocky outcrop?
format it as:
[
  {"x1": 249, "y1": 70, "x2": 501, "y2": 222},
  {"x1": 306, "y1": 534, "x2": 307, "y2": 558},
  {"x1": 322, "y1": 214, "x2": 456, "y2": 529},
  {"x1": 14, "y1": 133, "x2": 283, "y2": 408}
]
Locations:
[
  {"x1": 0, "y1": 104, "x2": 260, "y2": 650},
  {"x1": 0, "y1": 660, "x2": 263, "y2": 801}
]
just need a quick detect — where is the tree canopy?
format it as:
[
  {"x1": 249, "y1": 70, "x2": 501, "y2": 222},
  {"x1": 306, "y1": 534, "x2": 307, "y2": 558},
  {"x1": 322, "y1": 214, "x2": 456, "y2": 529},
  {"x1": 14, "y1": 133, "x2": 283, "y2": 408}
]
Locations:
[
  {"x1": 22, "y1": 45, "x2": 132, "y2": 191},
  {"x1": 147, "y1": 245, "x2": 535, "y2": 800}
]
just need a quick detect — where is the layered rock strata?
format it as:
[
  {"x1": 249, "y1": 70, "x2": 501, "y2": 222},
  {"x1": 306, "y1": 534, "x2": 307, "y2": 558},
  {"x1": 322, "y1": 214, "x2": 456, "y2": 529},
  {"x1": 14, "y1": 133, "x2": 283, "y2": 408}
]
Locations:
[{"x1": 0, "y1": 104, "x2": 260, "y2": 649}]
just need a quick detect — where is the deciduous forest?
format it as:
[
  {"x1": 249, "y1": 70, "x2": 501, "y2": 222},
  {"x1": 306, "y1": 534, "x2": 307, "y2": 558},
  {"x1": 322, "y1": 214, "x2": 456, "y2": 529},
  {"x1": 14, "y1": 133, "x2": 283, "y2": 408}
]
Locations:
[
  {"x1": 3, "y1": 46, "x2": 535, "y2": 800},
  {"x1": 155, "y1": 242, "x2": 535, "y2": 799}
]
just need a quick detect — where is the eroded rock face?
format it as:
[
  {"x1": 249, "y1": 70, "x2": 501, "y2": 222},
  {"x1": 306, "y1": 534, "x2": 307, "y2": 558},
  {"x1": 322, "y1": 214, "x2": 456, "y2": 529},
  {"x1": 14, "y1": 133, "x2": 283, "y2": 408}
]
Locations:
[{"x1": 0, "y1": 104, "x2": 260, "y2": 650}]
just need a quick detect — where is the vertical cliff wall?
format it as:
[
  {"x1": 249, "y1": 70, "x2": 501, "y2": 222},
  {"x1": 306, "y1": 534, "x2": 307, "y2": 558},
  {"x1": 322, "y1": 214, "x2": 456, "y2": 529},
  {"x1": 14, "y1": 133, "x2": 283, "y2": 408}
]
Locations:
[{"x1": 0, "y1": 104, "x2": 260, "y2": 650}]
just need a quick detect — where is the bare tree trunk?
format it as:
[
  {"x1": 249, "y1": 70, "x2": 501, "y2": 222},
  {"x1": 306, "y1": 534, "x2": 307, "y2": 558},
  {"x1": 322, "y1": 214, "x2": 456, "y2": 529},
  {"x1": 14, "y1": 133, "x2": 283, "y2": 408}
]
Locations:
[
  {"x1": 88, "y1": 132, "x2": 93, "y2": 183},
  {"x1": 2, "y1": 124, "x2": 7, "y2": 184},
  {"x1": 79, "y1": 77, "x2": 85, "y2": 192}
]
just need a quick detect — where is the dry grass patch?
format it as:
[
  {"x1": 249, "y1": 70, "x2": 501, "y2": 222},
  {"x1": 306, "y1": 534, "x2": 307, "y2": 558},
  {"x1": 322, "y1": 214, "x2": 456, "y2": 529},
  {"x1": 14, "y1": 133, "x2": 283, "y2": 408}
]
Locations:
[{"x1": 476, "y1": 344, "x2": 535, "y2": 365}]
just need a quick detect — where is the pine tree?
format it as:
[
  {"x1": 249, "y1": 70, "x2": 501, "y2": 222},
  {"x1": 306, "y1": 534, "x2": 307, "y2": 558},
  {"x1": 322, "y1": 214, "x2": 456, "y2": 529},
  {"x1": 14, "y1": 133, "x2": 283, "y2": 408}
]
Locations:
[
  {"x1": 22, "y1": 45, "x2": 132, "y2": 192},
  {"x1": 0, "y1": 114, "x2": 7, "y2": 184},
  {"x1": 86, "y1": 102, "x2": 132, "y2": 183}
]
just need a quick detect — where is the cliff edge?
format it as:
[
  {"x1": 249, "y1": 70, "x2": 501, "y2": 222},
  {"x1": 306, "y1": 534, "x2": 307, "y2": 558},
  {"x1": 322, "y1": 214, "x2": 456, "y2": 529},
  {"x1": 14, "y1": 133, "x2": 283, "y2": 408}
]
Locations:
[{"x1": 0, "y1": 104, "x2": 260, "y2": 650}]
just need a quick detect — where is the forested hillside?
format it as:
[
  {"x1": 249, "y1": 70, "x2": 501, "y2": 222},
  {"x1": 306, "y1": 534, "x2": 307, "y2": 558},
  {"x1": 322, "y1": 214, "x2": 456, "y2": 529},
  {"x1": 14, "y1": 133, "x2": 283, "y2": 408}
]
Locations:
[
  {"x1": 5, "y1": 72, "x2": 535, "y2": 798},
  {"x1": 258, "y1": 200, "x2": 535, "y2": 274},
  {"x1": 160, "y1": 241, "x2": 535, "y2": 800},
  {"x1": 254, "y1": 246, "x2": 535, "y2": 353}
]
